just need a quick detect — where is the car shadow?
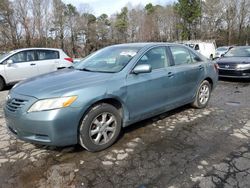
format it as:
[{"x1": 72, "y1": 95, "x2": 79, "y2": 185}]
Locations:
[
  {"x1": 122, "y1": 104, "x2": 190, "y2": 135},
  {"x1": 219, "y1": 77, "x2": 250, "y2": 83}
]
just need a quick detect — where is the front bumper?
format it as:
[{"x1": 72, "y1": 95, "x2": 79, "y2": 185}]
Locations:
[
  {"x1": 4, "y1": 92, "x2": 83, "y2": 146},
  {"x1": 218, "y1": 68, "x2": 250, "y2": 78}
]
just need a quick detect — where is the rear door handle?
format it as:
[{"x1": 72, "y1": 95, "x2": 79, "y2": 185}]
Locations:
[
  {"x1": 168, "y1": 72, "x2": 174, "y2": 77},
  {"x1": 30, "y1": 63, "x2": 36, "y2": 66},
  {"x1": 198, "y1": 65, "x2": 204, "y2": 70}
]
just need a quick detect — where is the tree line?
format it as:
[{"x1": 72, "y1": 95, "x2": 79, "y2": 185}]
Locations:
[{"x1": 0, "y1": 0, "x2": 249, "y2": 57}]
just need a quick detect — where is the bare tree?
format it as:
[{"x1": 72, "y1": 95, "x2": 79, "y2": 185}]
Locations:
[
  {"x1": 0, "y1": 0, "x2": 20, "y2": 49},
  {"x1": 52, "y1": 0, "x2": 67, "y2": 49},
  {"x1": 0, "y1": 0, "x2": 248, "y2": 56},
  {"x1": 237, "y1": 0, "x2": 249, "y2": 44},
  {"x1": 15, "y1": 0, "x2": 33, "y2": 46}
]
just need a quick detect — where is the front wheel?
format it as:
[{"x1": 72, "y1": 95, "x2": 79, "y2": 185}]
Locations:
[
  {"x1": 192, "y1": 80, "x2": 211, "y2": 109},
  {"x1": 0, "y1": 77, "x2": 5, "y2": 91},
  {"x1": 79, "y1": 103, "x2": 122, "y2": 152}
]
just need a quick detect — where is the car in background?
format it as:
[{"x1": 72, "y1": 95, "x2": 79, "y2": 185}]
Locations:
[
  {"x1": 73, "y1": 58, "x2": 84, "y2": 63},
  {"x1": 0, "y1": 48, "x2": 73, "y2": 90},
  {"x1": 216, "y1": 46, "x2": 250, "y2": 78},
  {"x1": 0, "y1": 52, "x2": 6, "y2": 57},
  {"x1": 73, "y1": 58, "x2": 84, "y2": 66},
  {"x1": 185, "y1": 41, "x2": 216, "y2": 59},
  {"x1": 215, "y1": 46, "x2": 233, "y2": 59},
  {"x1": 4, "y1": 43, "x2": 218, "y2": 152}
]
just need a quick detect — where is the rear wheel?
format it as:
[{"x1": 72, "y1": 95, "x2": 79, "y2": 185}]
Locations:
[
  {"x1": 79, "y1": 103, "x2": 122, "y2": 152},
  {"x1": 0, "y1": 77, "x2": 5, "y2": 91},
  {"x1": 210, "y1": 54, "x2": 213, "y2": 60},
  {"x1": 192, "y1": 80, "x2": 211, "y2": 108}
]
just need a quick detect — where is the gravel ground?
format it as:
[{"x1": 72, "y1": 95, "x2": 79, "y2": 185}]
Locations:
[{"x1": 0, "y1": 80, "x2": 249, "y2": 188}]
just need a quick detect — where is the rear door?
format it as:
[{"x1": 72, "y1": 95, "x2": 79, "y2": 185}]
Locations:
[
  {"x1": 35, "y1": 50, "x2": 60, "y2": 74},
  {"x1": 168, "y1": 46, "x2": 205, "y2": 105},
  {"x1": 4, "y1": 50, "x2": 38, "y2": 83}
]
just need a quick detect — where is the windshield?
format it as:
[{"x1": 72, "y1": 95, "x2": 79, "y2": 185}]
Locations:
[
  {"x1": 224, "y1": 47, "x2": 250, "y2": 57},
  {"x1": 217, "y1": 47, "x2": 228, "y2": 52},
  {"x1": 74, "y1": 46, "x2": 141, "y2": 73},
  {"x1": 0, "y1": 51, "x2": 13, "y2": 62}
]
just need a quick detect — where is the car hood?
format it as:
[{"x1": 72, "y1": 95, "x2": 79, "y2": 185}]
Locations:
[
  {"x1": 217, "y1": 57, "x2": 250, "y2": 64},
  {"x1": 12, "y1": 69, "x2": 114, "y2": 99}
]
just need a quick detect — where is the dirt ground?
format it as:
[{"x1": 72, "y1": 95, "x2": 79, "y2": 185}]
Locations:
[{"x1": 0, "y1": 79, "x2": 249, "y2": 188}]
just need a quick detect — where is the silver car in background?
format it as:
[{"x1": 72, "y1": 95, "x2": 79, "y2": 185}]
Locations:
[{"x1": 0, "y1": 48, "x2": 73, "y2": 90}]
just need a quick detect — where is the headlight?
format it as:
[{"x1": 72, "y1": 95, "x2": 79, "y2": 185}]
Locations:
[
  {"x1": 28, "y1": 96, "x2": 77, "y2": 112},
  {"x1": 237, "y1": 64, "x2": 250, "y2": 70}
]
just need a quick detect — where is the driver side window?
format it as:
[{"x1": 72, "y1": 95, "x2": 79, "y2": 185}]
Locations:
[
  {"x1": 8, "y1": 52, "x2": 26, "y2": 63},
  {"x1": 137, "y1": 47, "x2": 170, "y2": 70},
  {"x1": 7, "y1": 51, "x2": 35, "y2": 63}
]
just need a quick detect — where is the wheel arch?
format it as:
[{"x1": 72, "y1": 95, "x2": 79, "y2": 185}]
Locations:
[
  {"x1": 79, "y1": 96, "x2": 129, "y2": 127},
  {"x1": 0, "y1": 74, "x2": 6, "y2": 84},
  {"x1": 0, "y1": 74, "x2": 6, "y2": 90},
  {"x1": 204, "y1": 77, "x2": 213, "y2": 90}
]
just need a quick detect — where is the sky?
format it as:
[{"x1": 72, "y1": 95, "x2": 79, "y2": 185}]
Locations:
[{"x1": 62, "y1": 0, "x2": 175, "y2": 17}]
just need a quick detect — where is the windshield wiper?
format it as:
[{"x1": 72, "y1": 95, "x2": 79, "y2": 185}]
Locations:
[
  {"x1": 76, "y1": 68, "x2": 116, "y2": 73},
  {"x1": 77, "y1": 68, "x2": 94, "y2": 72}
]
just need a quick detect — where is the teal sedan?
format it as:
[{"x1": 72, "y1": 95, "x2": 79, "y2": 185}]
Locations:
[{"x1": 4, "y1": 43, "x2": 218, "y2": 152}]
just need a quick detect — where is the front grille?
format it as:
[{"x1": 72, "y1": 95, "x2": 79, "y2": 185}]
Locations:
[
  {"x1": 219, "y1": 69, "x2": 238, "y2": 76},
  {"x1": 6, "y1": 98, "x2": 28, "y2": 112},
  {"x1": 218, "y1": 63, "x2": 237, "y2": 69}
]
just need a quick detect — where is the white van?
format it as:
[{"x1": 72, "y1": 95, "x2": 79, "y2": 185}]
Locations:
[
  {"x1": 185, "y1": 41, "x2": 217, "y2": 59},
  {"x1": 0, "y1": 48, "x2": 73, "y2": 90}
]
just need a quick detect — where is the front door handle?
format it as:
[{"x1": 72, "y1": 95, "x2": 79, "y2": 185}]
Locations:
[{"x1": 30, "y1": 63, "x2": 36, "y2": 66}]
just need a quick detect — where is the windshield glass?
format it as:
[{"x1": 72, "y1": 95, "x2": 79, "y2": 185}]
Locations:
[
  {"x1": 224, "y1": 47, "x2": 250, "y2": 57},
  {"x1": 74, "y1": 46, "x2": 141, "y2": 73},
  {"x1": 217, "y1": 47, "x2": 228, "y2": 51},
  {"x1": 0, "y1": 51, "x2": 14, "y2": 62}
]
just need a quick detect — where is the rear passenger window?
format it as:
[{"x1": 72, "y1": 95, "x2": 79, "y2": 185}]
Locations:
[
  {"x1": 138, "y1": 47, "x2": 170, "y2": 70},
  {"x1": 170, "y1": 46, "x2": 192, "y2": 65},
  {"x1": 37, "y1": 50, "x2": 59, "y2": 60}
]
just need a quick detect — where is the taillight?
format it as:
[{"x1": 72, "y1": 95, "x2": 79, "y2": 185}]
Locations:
[{"x1": 64, "y1": 57, "x2": 73, "y2": 63}]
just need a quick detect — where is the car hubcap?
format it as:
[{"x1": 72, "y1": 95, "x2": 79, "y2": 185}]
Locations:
[
  {"x1": 89, "y1": 112, "x2": 117, "y2": 145},
  {"x1": 199, "y1": 84, "x2": 209, "y2": 105}
]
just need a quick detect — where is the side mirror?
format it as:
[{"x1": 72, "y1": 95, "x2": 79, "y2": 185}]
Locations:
[
  {"x1": 7, "y1": 59, "x2": 13, "y2": 66},
  {"x1": 194, "y1": 56, "x2": 201, "y2": 62},
  {"x1": 132, "y1": 64, "x2": 152, "y2": 74}
]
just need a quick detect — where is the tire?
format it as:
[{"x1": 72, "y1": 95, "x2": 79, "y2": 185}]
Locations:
[
  {"x1": 192, "y1": 80, "x2": 211, "y2": 109},
  {"x1": 0, "y1": 77, "x2": 5, "y2": 91},
  {"x1": 79, "y1": 103, "x2": 122, "y2": 152}
]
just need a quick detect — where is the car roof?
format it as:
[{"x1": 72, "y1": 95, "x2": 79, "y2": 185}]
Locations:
[
  {"x1": 110, "y1": 42, "x2": 185, "y2": 48},
  {"x1": 10, "y1": 48, "x2": 63, "y2": 53},
  {"x1": 231, "y1": 46, "x2": 250, "y2": 49}
]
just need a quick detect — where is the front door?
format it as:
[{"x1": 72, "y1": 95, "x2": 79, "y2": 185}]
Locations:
[
  {"x1": 126, "y1": 46, "x2": 174, "y2": 121},
  {"x1": 4, "y1": 50, "x2": 38, "y2": 83}
]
